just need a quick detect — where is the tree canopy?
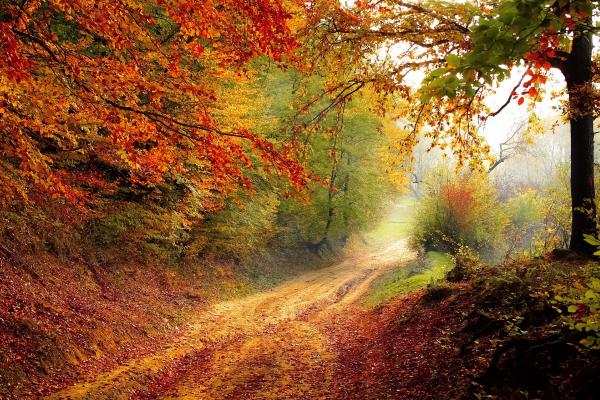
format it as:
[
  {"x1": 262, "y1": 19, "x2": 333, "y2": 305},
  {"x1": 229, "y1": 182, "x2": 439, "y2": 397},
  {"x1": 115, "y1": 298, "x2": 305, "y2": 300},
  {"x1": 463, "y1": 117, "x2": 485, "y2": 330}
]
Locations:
[
  {"x1": 0, "y1": 0, "x2": 306, "y2": 215},
  {"x1": 2, "y1": 0, "x2": 599, "y2": 251}
]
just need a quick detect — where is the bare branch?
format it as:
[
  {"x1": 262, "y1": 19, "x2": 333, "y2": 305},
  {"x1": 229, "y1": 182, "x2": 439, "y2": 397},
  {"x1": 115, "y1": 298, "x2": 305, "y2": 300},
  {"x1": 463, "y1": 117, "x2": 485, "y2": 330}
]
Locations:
[{"x1": 488, "y1": 71, "x2": 527, "y2": 118}]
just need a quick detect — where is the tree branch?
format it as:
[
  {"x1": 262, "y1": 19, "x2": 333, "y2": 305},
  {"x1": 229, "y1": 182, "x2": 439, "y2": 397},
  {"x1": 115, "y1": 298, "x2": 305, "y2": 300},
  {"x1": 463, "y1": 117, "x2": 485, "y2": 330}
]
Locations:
[{"x1": 488, "y1": 71, "x2": 527, "y2": 118}]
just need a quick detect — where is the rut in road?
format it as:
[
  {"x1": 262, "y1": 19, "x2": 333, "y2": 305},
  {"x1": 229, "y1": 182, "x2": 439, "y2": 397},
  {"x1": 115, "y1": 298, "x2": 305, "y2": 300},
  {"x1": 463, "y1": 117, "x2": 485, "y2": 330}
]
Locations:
[{"x1": 48, "y1": 240, "x2": 414, "y2": 400}]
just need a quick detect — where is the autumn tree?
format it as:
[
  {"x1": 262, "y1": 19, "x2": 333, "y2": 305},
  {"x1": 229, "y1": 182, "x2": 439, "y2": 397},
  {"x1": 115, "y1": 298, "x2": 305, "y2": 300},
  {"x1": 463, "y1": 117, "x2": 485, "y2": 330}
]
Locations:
[
  {"x1": 307, "y1": 94, "x2": 398, "y2": 252},
  {"x1": 0, "y1": 0, "x2": 306, "y2": 218},
  {"x1": 418, "y1": 0, "x2": 599, "y2": 253}
]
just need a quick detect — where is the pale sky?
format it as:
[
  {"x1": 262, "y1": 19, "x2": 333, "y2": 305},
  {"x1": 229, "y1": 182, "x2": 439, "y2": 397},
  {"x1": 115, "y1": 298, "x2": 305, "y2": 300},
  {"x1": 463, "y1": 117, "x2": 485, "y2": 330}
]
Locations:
[
  {"x1": 482, "y1": 67, "x2": 566, "y2": 148},
  {"x1": 402, "y1": 65, "x2": 566, "y2": 151},
  {"x1": 372, "y1": 0, "x2": 584, "y2": 154}
]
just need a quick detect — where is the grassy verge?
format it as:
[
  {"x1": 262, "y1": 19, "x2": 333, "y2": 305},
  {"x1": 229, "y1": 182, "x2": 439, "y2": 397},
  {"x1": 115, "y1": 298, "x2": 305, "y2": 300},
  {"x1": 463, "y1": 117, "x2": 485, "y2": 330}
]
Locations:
[{"x1": 363, "y1": 251, "x2": 454, "y2": 307}]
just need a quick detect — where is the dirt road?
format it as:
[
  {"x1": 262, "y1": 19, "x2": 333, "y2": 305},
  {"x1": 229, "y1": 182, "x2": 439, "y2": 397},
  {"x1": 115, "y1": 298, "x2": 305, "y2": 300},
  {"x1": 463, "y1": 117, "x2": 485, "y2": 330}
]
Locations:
[{"x1": 47, "y1": 240, "x2": 414, "y2": 400}]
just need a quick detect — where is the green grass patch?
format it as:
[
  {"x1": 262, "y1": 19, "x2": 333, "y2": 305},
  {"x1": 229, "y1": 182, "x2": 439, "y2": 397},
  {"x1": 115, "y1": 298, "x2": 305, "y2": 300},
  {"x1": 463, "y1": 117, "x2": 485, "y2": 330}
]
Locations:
[{"x1": 363, "y1": 251, "x2": 454, "y2": 307}]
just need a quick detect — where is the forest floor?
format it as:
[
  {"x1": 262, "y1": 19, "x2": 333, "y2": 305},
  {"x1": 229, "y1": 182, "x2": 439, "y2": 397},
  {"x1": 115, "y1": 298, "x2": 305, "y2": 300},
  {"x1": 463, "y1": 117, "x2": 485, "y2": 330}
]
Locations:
[
  {"x1": 6, "y1": 201, "x2": 597, "y2": 399},
  {"x1": 46, "y1": 240, "x2": 416, "y2": 400},
  {"x1": 41, "y1": 240, "x2": 599, "y2": 400}
]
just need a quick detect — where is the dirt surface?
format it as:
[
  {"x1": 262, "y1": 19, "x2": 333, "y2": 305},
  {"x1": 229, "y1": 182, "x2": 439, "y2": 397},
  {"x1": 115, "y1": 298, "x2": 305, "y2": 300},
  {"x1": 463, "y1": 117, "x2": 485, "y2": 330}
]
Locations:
[{"x1": 46, "y1": 240, "x2": 414, "y2": 400}]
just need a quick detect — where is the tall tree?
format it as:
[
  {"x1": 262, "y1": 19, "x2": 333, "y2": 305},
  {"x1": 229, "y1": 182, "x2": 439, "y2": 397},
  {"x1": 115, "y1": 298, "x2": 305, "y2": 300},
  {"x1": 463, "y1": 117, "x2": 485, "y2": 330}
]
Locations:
[{"x1": 418, "y1": 0, "x2": 598, "y2": 252}]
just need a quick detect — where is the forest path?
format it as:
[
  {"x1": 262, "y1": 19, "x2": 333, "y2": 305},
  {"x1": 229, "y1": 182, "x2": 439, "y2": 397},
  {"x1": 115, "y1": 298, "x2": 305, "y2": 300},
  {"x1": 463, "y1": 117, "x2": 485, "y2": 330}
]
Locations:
[{"x1": 47, "y1": 240, "x2": 414, "y2": 400}]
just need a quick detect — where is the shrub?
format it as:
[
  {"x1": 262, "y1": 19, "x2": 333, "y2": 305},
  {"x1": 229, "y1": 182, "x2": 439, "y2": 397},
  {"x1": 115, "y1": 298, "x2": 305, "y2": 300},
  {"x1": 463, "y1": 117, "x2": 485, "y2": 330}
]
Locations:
[
  {"x1": 446, "y1": 245, "x2": 482, "y2": 282},
  {"x1": 185, "y1": 189, "x2": 280, "y2": 261},
  {"x1": 411, "y1": 169, "x2": 508, "y2": 254},
  {"x1": 555, "y1": 276, "x2": 600, "y2": 349},
  {"x1": 501, "y1": 190, "x2": 544, "y2": 259},
  {"x1": 531, "y1": 164, "x2": 571, "y2": 252},
  {"x1": 87, "y1": 203, "x2": 190, "y2": 264}
]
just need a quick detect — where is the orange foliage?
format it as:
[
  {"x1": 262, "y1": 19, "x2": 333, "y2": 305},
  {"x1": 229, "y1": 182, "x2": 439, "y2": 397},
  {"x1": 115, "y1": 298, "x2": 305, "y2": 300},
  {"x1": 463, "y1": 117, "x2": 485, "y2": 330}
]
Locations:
[
  {"x1": 0, "y1": 0, "x2": 306, "y2": 214},
  {"x1": 440, "y1": 183, "x2": 476, "y2": 228}
]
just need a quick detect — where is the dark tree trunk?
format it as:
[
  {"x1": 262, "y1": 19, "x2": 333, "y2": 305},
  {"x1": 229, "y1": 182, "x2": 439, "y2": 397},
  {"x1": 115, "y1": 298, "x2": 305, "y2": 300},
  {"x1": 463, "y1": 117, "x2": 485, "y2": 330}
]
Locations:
[{"x1": 564, "y1": 28, "x2": 596, "y2": 253}]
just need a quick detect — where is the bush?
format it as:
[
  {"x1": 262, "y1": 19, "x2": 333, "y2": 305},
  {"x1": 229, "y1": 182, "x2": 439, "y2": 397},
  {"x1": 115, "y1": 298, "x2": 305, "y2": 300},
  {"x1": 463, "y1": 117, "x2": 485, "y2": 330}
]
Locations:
[
  {"x1": 500, "y1": 166, "x2": 571, "y2": 258},
  {"x1": 185, "y1": 188, "x2": 280, "y2": 261},
  {"x1": 87, "y1": 202, "x2": 190, "y2": 264},
  {"x1": 500, "y1": 190, "x2": 544, "y2": 259},
  {"x1": 446, "y1": 245, "x2": 482, "y2": 282},
  {"x1": 555, "y1": 277, "x2": 600, "y2": 349},
  {"x1": 411, "y1": 169, "x2": 508, "y2": 254}
]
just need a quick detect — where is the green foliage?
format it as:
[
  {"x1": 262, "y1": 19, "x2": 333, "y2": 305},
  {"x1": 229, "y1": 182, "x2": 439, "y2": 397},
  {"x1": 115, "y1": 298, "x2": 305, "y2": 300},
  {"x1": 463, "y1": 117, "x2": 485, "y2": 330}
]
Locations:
[
  {"x1": 527, "y1": 161, "x2": 600, "y2": 255},
  {"x1": 88, "y1": 202, "x2": 189, "y2": 263},
  {"x1": 500, "y1": 190, "x2": 545, "y2": 259},
  {"x1": 583, "y1": 234, "x2": 600, "y2": 256},
  {"x1": 507, "y1": 190, "x2": 543, "y2": 228},
  {"x1": 258, "y1": 67, "x2": 398, "y2": 249},
  {"x1": 555, "y1": 277, "x2": 600, "y2": 349},
  {"x1": 412, "y1": 163, "x2": 580, "y2": 261},
  {"x1": 49, "y1": 14, "x2": 81, "y2": 43},
  {"x1": 421, "y1": 0, "x2": 569, "y2": 100},
  {"x1": 533, "y1": 164, "x2": 572, "y2": 251},
  {"x1": 364, "y1": 251, "x2": 454, "y2": 306},
  {"x1": 186, "y1": 187, "x2": 280, "y2": 261},
  {"x1": 484, "y1": 163, "x2": 575, "y2": 259}
]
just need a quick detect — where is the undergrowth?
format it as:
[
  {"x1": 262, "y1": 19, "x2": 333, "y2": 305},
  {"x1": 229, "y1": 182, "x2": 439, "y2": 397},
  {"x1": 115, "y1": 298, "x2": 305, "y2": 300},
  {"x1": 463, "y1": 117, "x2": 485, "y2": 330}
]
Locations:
[{"x1": 343, "y1": 250, "x2": 600, "y2": 400}]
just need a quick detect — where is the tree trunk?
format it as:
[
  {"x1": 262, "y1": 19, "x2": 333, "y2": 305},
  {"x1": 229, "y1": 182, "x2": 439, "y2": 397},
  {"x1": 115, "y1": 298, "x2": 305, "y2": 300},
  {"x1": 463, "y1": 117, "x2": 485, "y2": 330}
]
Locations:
[
  {"x1": 565, "y1": 28, "x2": 596, "y2": 253},
  {"x1": 320, "y1": 132, "x2": 341, "y2": 251},
  {"x1": 341, "y1": 153, "x2": 351, "y2": 243}
]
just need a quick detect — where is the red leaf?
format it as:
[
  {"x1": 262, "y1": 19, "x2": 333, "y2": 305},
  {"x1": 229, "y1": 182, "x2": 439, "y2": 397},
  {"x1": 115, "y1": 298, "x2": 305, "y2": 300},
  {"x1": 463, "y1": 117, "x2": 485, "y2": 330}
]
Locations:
[{"x1": 528, "y1": 87, "x2": 538, "y2": 97}]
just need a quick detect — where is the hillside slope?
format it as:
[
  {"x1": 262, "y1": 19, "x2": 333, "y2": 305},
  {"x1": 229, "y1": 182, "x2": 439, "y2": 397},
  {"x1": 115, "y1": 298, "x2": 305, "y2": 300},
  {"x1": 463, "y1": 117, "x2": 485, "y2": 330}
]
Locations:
[{"x1": 333, "y1": 252, "x2": 600, "y2": 399}]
